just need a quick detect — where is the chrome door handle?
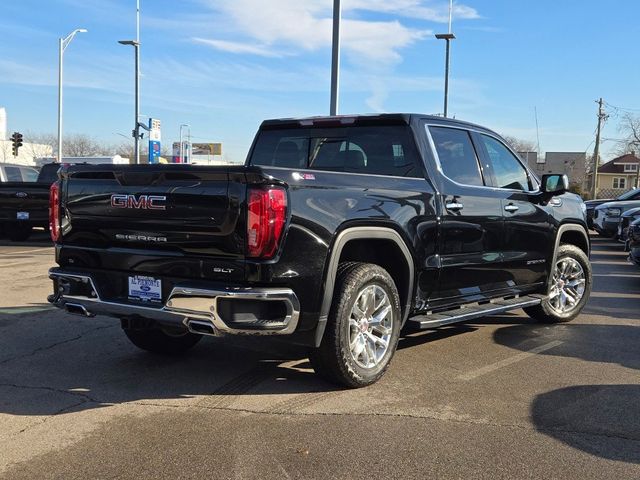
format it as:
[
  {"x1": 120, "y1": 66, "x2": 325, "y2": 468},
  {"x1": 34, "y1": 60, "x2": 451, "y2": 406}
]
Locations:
[
  {"x1": 504, "y1": 204, "x2": 519, "y2": 213},
  {"x1": 446, "y1": 202, "x2": 464, "y2": 211}
]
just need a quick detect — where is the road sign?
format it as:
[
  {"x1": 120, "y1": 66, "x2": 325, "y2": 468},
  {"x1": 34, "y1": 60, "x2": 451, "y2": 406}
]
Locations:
[
  {"x1": 148, "y1": 118, "x2": 161, "y2": 163},
  {"x1": 192, "y1": 143, "x2": 222, "y2": 156},
  {"x1": 149, "y1": 118, "x2": 161, "y2": 141}
]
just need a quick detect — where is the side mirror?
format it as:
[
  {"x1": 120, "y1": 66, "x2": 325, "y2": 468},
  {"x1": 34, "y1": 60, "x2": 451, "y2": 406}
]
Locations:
[{"x1": 542, "y1": 174, "x2": 569, "y2": 195}]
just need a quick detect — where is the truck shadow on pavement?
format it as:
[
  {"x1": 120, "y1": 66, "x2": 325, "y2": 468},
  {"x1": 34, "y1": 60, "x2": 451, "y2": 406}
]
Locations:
[
  {"x1": 491, "y1": 319, "x2": 640, "y2": 464},
  {"x1": 491, "y1": 321, "x2": 640, "y2": 371},
  {"x1": 0, "y1": 315, "x2": 479, "y2": 417},
  {"x1": 531, "y1": 385, "x2": 640, "y2": 464}
]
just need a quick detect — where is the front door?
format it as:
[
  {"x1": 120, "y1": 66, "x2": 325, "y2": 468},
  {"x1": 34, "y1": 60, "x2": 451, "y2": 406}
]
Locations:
[
  {"x1": 473, "y1": 132, "x2": 553, "y2": 289},
  {"x1": 426, "y1": 125, "x2": 508, "y2": 308}
]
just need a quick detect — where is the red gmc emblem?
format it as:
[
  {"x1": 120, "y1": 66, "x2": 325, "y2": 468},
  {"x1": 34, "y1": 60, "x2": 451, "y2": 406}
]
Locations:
[{"x1": 110, "y1": 194, "x2": 167, "y2": 210}]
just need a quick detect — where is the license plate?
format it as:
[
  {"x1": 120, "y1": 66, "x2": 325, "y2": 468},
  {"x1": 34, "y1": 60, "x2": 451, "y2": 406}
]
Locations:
[
  {"x1": 128, "y1": 276, "x2": 162, "y2": 303},
  {"x1": 16, "y1": 212, "x2": 29, "y2": 220}
]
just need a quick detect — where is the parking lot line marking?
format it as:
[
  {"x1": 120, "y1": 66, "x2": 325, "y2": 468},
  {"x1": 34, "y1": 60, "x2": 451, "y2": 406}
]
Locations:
[
  {"x1": 457, "y1": 340, "x2": 564, "y2": 381},
  {"x1": 0, "y1": 306, "x2": 55, "y2": 315},
  {"x1": 0, "y1": 247, "x2": 53, "y2": 257},
  {"x1": 0, "y1": 261, "x2": 35, "y2": 268}
]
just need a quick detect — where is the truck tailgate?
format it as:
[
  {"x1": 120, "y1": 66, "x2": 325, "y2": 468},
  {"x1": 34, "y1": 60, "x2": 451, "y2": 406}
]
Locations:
[
  {"x1": 61, "y1": 165, "x2": 246, "y2": 258},
  {"x1": 0, "y1": 183, "x2": 51, "y2": 222}
]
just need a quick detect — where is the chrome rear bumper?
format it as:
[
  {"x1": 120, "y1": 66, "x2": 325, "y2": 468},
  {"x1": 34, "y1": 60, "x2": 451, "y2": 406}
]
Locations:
[{"x1": 48, "y1": 269, "x2": 300, "y2": 336}]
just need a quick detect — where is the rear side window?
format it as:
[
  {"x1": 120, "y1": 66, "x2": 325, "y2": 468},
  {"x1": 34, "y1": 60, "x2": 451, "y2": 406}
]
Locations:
[
  {"x1": 429, "y1": 126, "x2": 483, "y2": 186},
  {"x1": 21, "y1": 168, "x2": 39, "y2": 182},
  {"x1": 250, "y1": 126, "x2": 422, "y2": 178}
]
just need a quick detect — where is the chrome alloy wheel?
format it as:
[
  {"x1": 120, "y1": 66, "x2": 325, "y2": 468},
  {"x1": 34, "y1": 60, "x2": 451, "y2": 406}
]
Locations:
[
  {"x1": 348, "y1": 284, "x2": 394, "y2": 369},
  {"x1": 549, "y1": 257, "x2": 586, "y2": 314}
]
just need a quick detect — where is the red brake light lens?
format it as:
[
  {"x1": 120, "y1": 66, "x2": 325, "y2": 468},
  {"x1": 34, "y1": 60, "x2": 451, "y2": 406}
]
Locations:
[
  {"x1": 49, "y1": 181, "x2": 61, "y2": 242},
  {"x1": 247, "y1": 187, "x2": 287, "y2": 259}
]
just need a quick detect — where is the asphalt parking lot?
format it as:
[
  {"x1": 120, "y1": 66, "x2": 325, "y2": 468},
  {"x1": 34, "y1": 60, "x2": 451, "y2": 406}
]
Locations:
[{"x1": 0, "y1": 232, "x2": 638, "y2": 479}]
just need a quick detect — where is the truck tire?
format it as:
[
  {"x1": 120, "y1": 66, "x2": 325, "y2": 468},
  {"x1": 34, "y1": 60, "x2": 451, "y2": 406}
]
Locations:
[
  {"x1": 310, "y1": 262, "x2": 401, "y2": 388},
  {"x1": 123, "y1": 325, "x2": 202, "y2": 355},
  {"x1": 524, "y1": 244, "x2": 592, "y2": 323},
  {"x1": 8, "y1": 225, "x2": 32, "y2": 242}
]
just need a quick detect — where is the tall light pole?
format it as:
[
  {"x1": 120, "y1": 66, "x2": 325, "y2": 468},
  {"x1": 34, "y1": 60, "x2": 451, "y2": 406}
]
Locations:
[
  {"x1": 179, "y1": 124, "x2": 190, "y2": 163},
  {"x1": 330, "y1": 0, "x2": 342, "y2": 116},
  {"x1": 118, "y1": 40, "x2": 141, "y2": 164},
  {"x1": 435, "y1": 0, "x2": 455, "y2": 117},
  {"x1": 57, "y1": 28, "x2": 87, "y2": 162},
  {"x1": 119, "y1": 1, "x2": 142, "y2": 164}
]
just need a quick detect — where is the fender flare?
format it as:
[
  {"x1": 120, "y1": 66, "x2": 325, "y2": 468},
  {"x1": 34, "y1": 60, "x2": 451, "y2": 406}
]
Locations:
[
  {"x1": 314, "y1": 226, "x2": 415, "y2": 347},
  {"x1": 548, "y1": 223, "x2": 590, "y2": 288}
]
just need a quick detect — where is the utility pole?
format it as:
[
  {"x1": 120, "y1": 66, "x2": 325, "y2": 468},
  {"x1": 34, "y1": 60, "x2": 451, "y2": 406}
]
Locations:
[
  {"x1": 330, "y1": 0, "x2": 341, "y2": 116},
  {"x1": 591, "y1": 98, "x2": 607, "y2": 199}
]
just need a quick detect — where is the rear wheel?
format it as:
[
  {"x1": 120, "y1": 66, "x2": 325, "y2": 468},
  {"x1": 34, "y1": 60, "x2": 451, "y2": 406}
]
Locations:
[
  {"x1": 122, "y1": 323, "x2": 202, "y2": 355},
  {"x1": 524, "y1": 244, "x2": 591, "y2": 323},
  {"x1": 310, "y1": 263, "x2": 401, "y2": 388},
  {"x1": 8, "y1": 225, "x2": 32, "y2": 242}
]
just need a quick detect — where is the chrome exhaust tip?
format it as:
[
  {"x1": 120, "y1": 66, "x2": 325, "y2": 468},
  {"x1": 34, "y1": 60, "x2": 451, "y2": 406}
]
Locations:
[
  {"x1": 65, "y1": 303, "x2": 94, "y2": 318},
  {"x1": 186, "y1": 320, "x2": 216, "y2": 336}
]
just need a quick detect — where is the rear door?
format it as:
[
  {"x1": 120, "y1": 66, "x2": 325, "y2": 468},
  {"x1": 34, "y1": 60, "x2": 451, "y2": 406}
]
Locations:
[
  {"x1": 426, "y1": 125, "x2": 506, "y2": 307},
  {"x1": 473, "y1": 132, "x2": 553, "y2": 289}
]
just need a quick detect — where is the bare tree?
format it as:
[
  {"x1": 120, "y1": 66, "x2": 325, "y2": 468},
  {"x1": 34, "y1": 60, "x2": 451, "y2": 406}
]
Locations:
[
  {"x1": 0, "y1": 141, "x2": 13, "y2": 162},
  {"x1": 23, "y1": 132, "x2": 56, "y2": 159},
  {"x1": 501, "y1": 135, "x2": 537, "y2": 153},
  {"x1": 616, "y1": 113, "x2": 640, "y2": 155},
  {"x1": 63, "y1": 134, "x2": 110, "y2": 157}
]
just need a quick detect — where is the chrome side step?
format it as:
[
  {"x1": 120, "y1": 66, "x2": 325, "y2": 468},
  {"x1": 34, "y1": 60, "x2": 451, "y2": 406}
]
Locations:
[{"x1": 408, "y1": 294, "x2": 545, "y2": 329}]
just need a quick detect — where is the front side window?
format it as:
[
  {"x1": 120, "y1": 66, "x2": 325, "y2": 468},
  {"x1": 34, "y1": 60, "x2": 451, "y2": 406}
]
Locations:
[
  {"x1": 480, "y1": 135, "x2": 530, "y2": 191},
  {"x1": 429, "y1": 126, "x2": 483, "y2": 186}
]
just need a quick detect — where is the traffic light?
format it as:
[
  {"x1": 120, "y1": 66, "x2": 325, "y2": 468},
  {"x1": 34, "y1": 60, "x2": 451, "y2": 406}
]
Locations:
[{"x1": 10, "y1": 132, "x2": 23, "y2": 156}]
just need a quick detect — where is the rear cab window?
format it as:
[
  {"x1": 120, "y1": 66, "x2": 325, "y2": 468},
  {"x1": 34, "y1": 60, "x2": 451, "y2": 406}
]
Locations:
[{"x1": 249, "y1": 126, "x2": 423, "y2": 178}]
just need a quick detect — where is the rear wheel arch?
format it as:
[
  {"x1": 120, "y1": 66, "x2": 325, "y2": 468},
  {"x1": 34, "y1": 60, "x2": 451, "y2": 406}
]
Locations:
[{"x1": 314, "y1": 226, "x2": 415, "y2": 347}]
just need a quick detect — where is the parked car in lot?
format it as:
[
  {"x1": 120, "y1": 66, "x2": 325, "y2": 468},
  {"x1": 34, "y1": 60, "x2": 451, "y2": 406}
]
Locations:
[
  {"x1": 0, "y1": 163, "x2": 60, "y2": 241},
  {"x1": 617, "y1": 207, "x2": 640, "y2": 245},
  {"x1": 627, "y1": 218, "x2": 640, "y2": 265},
  {"x1": 585, "y1": 187, "x2": 640, "y2": 229},
  {"x1": 593, "y1": 199, "x2": 640, "y2": 238},
  {"x1": 47, "y1": 114, "x2": 592, "y2": 387}
]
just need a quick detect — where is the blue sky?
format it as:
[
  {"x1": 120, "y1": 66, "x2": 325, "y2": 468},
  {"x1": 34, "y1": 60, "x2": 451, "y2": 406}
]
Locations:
[{"x1": 1, "y1": 0, "x2": 638, "y2": 162}]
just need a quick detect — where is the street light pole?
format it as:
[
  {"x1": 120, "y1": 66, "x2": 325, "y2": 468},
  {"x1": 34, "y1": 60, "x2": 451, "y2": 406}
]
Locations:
[
  {"x1": 435, "y1": 33, "x2": 455, "y2": 118},
  {"x1": 57, "y1": 29, "x2": 87, "y2": 162},
  {"x1": 118, "y1": 40, "x2": 141, "y2": 164},
  {"x1": 435, "y1": 0, "x2": 455, "y2": 118},
  {"x1": 330, "y1": 0, "x2": 341, "y2": 116},
  {"x1": 119, "y1": 1, "x2": 143, "y2": 165}
]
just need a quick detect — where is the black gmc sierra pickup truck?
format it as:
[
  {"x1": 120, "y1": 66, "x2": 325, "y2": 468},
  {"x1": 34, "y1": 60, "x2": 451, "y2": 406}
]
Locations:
[{"x1": 48, "y1": 114, "x2": 592, "y2": 387}]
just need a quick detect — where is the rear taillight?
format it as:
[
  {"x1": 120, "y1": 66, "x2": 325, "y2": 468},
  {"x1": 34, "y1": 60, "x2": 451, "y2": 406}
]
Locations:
[
  {"x1": 247, "y1": 186, "x2": 287, "y2": 259},
  {"x1": 49, "y1": 181, "x2": 61, "y2": 242}
]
